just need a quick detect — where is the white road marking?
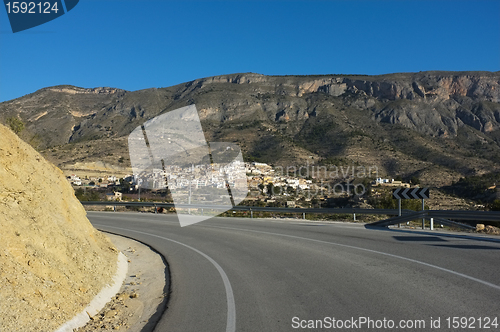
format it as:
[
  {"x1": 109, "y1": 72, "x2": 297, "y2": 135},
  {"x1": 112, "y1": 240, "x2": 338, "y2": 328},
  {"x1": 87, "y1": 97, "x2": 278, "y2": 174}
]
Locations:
[
  {"x1": 207, "y1": 225, "x2": 500, "y2": 292},
  {"x1": 94, "y1": 224, "x2": 236, "y2": 332}
]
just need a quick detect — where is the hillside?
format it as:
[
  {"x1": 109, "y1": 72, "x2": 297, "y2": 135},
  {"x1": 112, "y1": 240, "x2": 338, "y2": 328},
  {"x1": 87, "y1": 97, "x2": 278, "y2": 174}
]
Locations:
[
  {"x1": 0, "y1": 123, "x2": 118, "y2": 331},
  {"x1": 1, "y1": 71, "x2": 500, "y2": 186}
]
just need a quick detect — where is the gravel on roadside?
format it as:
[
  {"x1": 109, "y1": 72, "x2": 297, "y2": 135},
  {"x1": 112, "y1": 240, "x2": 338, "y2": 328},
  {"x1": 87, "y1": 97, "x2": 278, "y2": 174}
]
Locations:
[{"x1": 76, "y1": 233, "x2": 169, "y2": 332}]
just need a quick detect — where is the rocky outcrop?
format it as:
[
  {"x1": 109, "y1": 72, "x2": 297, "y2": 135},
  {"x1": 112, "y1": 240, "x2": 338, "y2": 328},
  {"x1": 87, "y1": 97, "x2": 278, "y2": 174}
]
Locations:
[
  {"x1": 0, "y1": 71, "x2": 499, "y2": 180},
  {"x1": 302, "y1": 73, "x2": 500, "y2": 136},
  {"x1": 325, "y1": 73, "x2": 500, "y2": 102},
  {"x1": 1, "y1": 71, "x2": 499, "y2": 148},
  {"x1": 159, "y1": 71, "x2": 500, "y2": 136},
  {"x1": 0, "y1": 124, "x2": 118, "y2": 332},
  {"x1": 48, "y1": 86, "x2": 126, "y2": 95}
]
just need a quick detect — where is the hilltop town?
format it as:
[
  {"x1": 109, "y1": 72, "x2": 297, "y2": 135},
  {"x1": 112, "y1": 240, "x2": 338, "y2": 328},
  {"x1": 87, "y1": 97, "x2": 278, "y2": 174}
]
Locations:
[{"x1": 67, "y1": 161, "x2": 421, "y2": 208}]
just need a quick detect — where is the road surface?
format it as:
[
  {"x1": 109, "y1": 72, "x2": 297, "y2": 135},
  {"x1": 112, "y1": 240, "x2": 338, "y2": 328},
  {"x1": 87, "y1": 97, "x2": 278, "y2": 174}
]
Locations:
[{"x1": 88, "y1": 212, "x2": 500, "y2": 331}]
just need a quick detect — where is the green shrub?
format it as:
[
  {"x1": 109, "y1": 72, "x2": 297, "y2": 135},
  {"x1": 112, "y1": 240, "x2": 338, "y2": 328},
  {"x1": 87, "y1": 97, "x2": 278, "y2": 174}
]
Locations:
[
  {"x1": 6, "y1": 117, "x2": 24, "y2": 134},
  {"x1": 492, "y1": 199, "x2": 500, "y2": 211},
  {"x1": 75, "y1": 188, "x2": 101, "y2": 201}
]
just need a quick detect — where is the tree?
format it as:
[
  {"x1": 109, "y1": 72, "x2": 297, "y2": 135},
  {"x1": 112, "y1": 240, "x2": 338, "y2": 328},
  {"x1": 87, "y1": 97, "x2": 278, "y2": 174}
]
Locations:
[
  {"x1": 311, "y1": 197, "x2": 320, "y2": 208},
  {"x1": 361, "y1": 178, "x2": 372, "y2": 195},
  {"x1": 119, "y1": 178, "x2": 131, "y2": 192},
  {"x1": 410, "y1": 176, "x2": 420, "y2": 185},
  {"x1": 372, "y1": 193, "x2": 427, "y2": 211},
  {"x1": 266, "y1": 183, "x2": 274, "y2": 197},
  {"x1": 492, "y1": 199, "x2": 500, "y2": 211},
  {"x1": 74, "y1": 188, "x2": 101, "y2": 201},
  {"x1": 6, "y1": 117, "x2": 24, "y2": 134}
]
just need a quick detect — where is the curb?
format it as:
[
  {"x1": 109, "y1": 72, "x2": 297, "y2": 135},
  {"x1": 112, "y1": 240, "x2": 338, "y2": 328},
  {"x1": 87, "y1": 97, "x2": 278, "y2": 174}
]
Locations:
[{"x1": 54, "y1": 252, "x2": 128, "y2": 332}]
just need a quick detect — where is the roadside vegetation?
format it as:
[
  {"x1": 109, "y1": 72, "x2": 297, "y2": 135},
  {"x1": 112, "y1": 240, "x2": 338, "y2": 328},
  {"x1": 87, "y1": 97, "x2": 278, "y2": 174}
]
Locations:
[{"x1": 442, "y1": 171, "x2": 500, "y2": 208}]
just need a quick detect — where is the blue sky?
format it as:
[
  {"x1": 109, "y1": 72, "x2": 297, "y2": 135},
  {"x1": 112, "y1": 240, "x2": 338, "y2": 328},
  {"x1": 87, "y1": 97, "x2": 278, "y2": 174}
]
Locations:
[{"x1": 1, "y1": 0, "x2": 499, "y2": 102}]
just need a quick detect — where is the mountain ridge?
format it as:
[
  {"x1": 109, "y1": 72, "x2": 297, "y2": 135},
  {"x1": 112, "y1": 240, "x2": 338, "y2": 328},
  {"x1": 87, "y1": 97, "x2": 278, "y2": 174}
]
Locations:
[{"x1": 1, "y1": 71, "x2": 500, "y2": 186}]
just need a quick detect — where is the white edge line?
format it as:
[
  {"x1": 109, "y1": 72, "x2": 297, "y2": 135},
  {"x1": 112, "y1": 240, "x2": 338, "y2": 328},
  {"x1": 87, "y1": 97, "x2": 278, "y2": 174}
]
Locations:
[
  {"x1": 208, "y1": 225, "x2": 500, "y2": 292},
  {"x1": 55, "y1": 252, "x2": 128, "y2": 332},
  {"x1": 94, "y1": 224, "x2": 236, "y2": 332}
]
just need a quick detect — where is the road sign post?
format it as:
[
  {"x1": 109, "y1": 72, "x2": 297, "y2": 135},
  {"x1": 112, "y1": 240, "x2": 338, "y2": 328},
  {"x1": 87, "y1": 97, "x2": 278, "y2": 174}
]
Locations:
[
  {"x1": 398, "y1": 199, "x2": 401, "y2": 228},
  {"x1": 393, "y1": 187, "x2": 430, "y2": 229},
  {"x1": 421, "y1": 199, "x2": 425, "y2": 229}
]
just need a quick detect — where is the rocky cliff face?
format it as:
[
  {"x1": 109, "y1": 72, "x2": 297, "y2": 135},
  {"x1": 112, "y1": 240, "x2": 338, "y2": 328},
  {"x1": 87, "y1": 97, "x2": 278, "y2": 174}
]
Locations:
[
  {"x1": 1, "y1": 71, "x2": 499, "y2": 181},
  {"x1": 183, "y1": 71, "x2": 500, "y2": 137},
  {"x1": 0, "y1": 124, "x2": 118, "y2": 332},
  {"x1": 1, "y1": 72, "x2": 499, "y2": 148}
]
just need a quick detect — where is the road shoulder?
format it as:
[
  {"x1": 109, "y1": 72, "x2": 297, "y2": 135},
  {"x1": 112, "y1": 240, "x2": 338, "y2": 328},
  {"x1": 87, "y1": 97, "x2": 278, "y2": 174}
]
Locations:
[{"x1": 76, "y1": 233, "x2": 169, "y2": 332}]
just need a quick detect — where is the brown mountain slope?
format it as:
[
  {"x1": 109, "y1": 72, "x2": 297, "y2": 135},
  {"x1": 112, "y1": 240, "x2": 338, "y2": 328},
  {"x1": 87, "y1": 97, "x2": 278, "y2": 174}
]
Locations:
[{"x1": 1, "y1": 71, "x2": 499, "y2": 185}]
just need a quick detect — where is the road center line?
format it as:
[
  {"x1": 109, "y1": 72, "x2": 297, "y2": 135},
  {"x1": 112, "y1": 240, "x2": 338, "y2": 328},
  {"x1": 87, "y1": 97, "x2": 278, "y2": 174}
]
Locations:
[
  {"x1": 206, "y1": 224, "x2": 500, "y2": 292},
  {"x1": 94, "y1": 224, "x2": 236, "y2": 332}
]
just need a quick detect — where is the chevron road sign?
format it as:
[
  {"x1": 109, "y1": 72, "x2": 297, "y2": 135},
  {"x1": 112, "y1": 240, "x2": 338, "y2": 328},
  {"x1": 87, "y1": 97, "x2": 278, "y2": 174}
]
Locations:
[{"x1": 393, "y1": 187, "x2": 430, "y2": 200}]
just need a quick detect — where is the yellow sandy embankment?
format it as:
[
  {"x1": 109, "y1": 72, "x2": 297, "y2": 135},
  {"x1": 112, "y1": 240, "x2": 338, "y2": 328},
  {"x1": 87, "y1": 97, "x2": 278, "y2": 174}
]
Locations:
[{"x1": 0, "y1": 123, "x2": 118, "y2": 332}]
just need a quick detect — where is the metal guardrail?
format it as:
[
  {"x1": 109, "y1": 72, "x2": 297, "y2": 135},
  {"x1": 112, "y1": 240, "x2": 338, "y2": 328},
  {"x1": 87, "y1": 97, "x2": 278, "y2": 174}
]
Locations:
[
  {"x1": 423, "y1": 210, "x2": 500, "y2": 222},
  {"x1": 81, "y1": 201, "x2": 405, "y2": 216},
  {"x1": 80, "y1": 201, "x2": 499, "y2": 228},
  {"x1": 369, "y1": 210, "x2": 500, "y2": 230},
  {"x1": 430, "y1": 217, "x2": 476, "y2": 230},
  {"x1": 365, "y1": 211, "x2": 475, "y2": 230}
]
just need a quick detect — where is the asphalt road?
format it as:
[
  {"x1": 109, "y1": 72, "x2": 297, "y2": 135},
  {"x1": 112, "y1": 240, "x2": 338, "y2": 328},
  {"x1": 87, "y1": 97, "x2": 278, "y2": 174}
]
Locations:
[{"x1": 88, "y1": 212, "x2": 500, "y2": 332}]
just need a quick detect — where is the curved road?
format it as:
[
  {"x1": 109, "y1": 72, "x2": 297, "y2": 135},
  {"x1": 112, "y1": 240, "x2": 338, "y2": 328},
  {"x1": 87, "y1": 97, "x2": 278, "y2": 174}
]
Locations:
[{"x1": 88, "y1": 212, "x2": 500, "y2": 331}]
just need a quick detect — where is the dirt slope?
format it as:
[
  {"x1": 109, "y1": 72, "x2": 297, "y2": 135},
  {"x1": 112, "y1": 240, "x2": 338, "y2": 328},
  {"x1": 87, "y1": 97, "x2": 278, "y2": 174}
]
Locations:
[{"x1": 0, "y1": 123, "x2": 118, "y2": 332}]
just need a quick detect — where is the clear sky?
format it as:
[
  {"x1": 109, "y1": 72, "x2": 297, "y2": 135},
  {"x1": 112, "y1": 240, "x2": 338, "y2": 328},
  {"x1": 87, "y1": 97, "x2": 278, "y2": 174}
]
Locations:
[{"x1": 1, "y1": 0, "x2": 499, "y2": 102}]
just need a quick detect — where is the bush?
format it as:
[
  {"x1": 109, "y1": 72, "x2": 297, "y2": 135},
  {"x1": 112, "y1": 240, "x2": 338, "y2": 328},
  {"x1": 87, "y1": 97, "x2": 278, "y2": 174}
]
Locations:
[
  {"x1": 371, "y1": 193, "x2": 427, "y2": 211},
  {"x1": 75, "y1": 188, "x2": 101, "y2": 201},
  {"x1": 6, "y1": 117, "x2": 24, "y2": 134},
  {"x1": 410, "y1": 176, "x2": 420, "y2": 185}
]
